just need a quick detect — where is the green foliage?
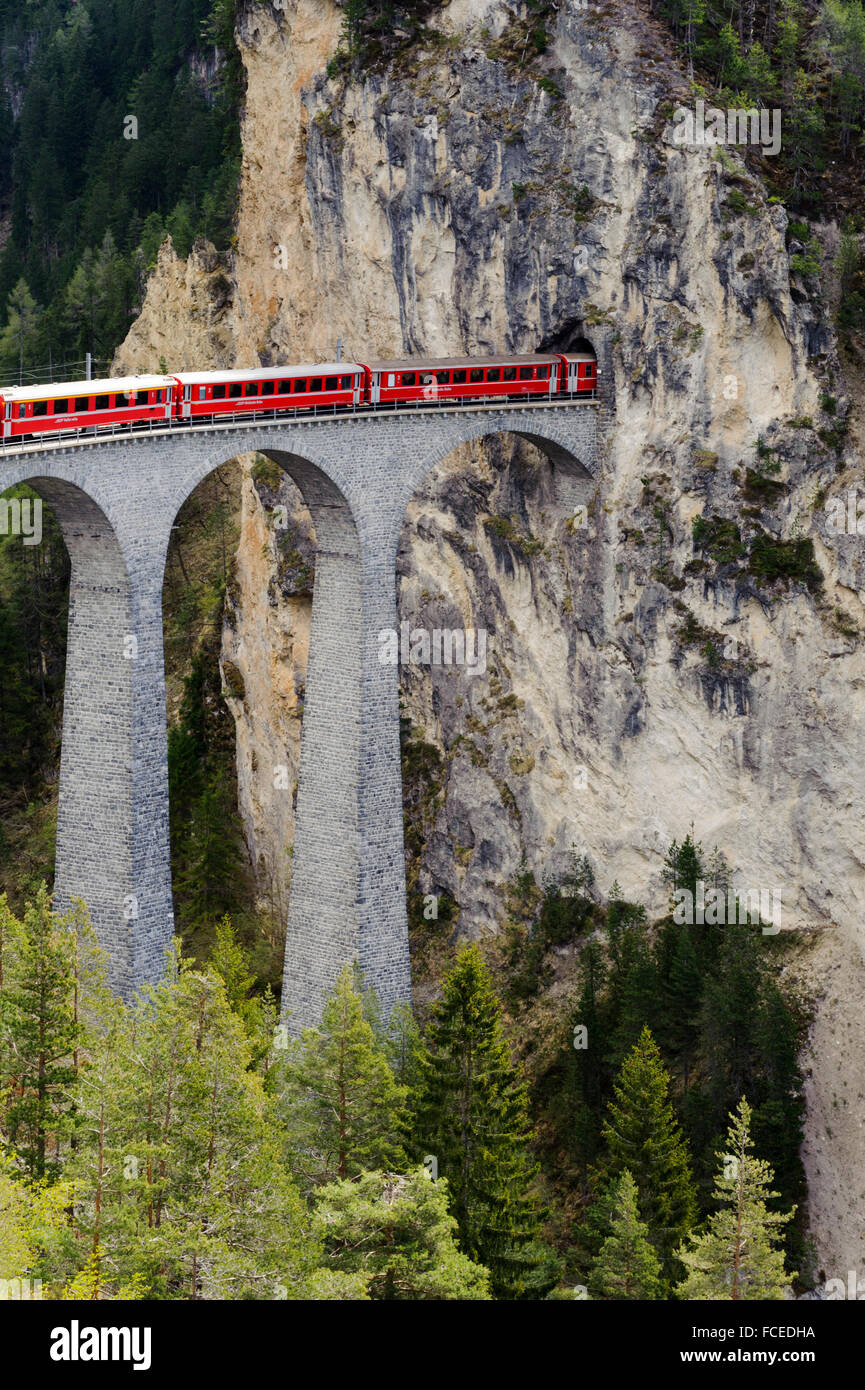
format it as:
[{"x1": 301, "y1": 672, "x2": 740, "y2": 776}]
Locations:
[
  {"x1": 676, "y1": 1098, "x2": 794, "y2": 1298},
  {"x1": 505, "y1": 853, "x2": 596, "y2": 1002},
  {"x1": 66, "y1": 956, "x2": 323, "y2": 1300},
  {"x1": 604, "y1": 892, "x2": 659, "y2": 1068},
  {"x1": 327, "y1": 0, "x2": 451, "y2": 76},
  {"x1": 1, "y1": 886, "x2": 82, "y2": 1179},
  {"x1": 600, "y1": 1026, "x2": 698, "y2": 1283},
  {"x1": 747, "y1": 532, "x2": 822, "y2": 590},
  {"x1": 590, "y1": 1170, "x2": 663, "y2": 1299},
  {"x1": 691, "y1": 514, "x2": 745, "y2": 565},
  {"x1": 168, "y1": 649, "x2": 250, "y2": 951},
  {"x1": 0, "y1": 485, "x2": 69, "y2": 871},
  {"x1": 314, "y1": 1168, "x2": 491, "y2": 1299},
  {"x1": 0, "y1": 1148, "x2": 71, "y2": 1282},
  {"x1": 656, "y1": 0, "x2": 864, "y2": 206},
  {"x1": 414, "y1": 944, "x2": 556, "y2": 1298},
  {"x1": 278, "y1": 964, "x2": 409, "y2": 1189},
  {"x1": 0, "y1": 0, "x2": 241, "y2": 375},
  {"x1": 555, "y1": 939, "x2": 609, "y2": 1195},
  {"x1": 0, "y1": 279, "x2": 40, "y2": 380}
]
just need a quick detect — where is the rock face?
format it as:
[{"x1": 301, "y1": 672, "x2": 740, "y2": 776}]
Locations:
[
  {"x1": 114, "y1": 0, "x2": 865, "y2": 1278},
  {"x1": 114, "y1": 238, "x2": 234, "y2": 374},
  {"x1": 220, "y1": 464, "x2": 315, "y2": 924}
]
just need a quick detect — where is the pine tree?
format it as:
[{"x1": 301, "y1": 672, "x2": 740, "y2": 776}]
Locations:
[
  {"x1": 663, "y1": 832, "x2": 703, "y2": 903},
  {"x1": 2, "y1": 886, "x2": 81, "y2": 1179},
  {"x1": 655, "y1": 920, "x2": 702, "y2": 1090},
  {"x1": 605, "y1": 893, "x2": 659, "y2": 1069},
  {"x1": 676, "y1": 1098, "x2": 794, "y2": 1299},
  {"x1": 0, "y1": 278, "x2": 40, "y2": 382},
  {"x1": 209, "y1": 916, "x2": 278, "y2": 1073},
  {"x1": 414, "y1": 943, "x2": 555, "y2": 1299},
  {"x1": 558, "y1": 938, "x2": 608, "y2": 1199},
  {"x1": 0, "y1": 1150, "x2": 70, "y2": 1291},
  {"x1": 590, "y1": 1170, "x2": 662, "y2": 1300},
  {"x1": 278, "y1": 964, "x2": 408, "y2": 1188},
  {"x1": 315, "y1": 1167, "x2": 491, "y2": 1300},
  {"x1": 601, "y1": 1025, "x2": 698, "y2": 1281},
  {"x1": 209, "y1": 916, "x2": 255, "y2": 1014},
  {"x1": 696, "y1": 924, "x2": 763, "y2": 1145},
  {"x1": 68, "y1": 956, "x2": 324, "y2": 1300}
]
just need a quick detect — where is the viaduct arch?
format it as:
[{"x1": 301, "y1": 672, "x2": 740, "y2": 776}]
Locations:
[{"x1": 0, "y1": 403, "x2": 600, "y2": 1026}]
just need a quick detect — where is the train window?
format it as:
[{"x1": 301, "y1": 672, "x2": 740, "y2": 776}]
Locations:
[
  {"x1": 33, "y1": 400, "x2": 48, "y2": 416},
  {"x1": 229, "y1": 383, "x2": 243, "y2": 398},
  {"x1": 452, "y1": 370, "x2": 467, "y2": 384},
  {"x1": 401, "y1": 372, "x2": 416, "y2": 387},
  {"x1": 54, "y1": 399, "x2": 68, "y2": 414},
  {"x1": 340, "y1": 375, "x2": 353, "y2": 389},
  {"x1": 75, "y1": 396, "x2": 90, "y2": 410},
  {"x1": 470, "y1": 368, "x2": 483, "y2": 383},
  {"x1": 325, "y1": 376, "x2": 338, "y2": 391},
  {"x1": 387, "y1": 375, "x2": 396, "y2": 389},
  {"x1": 135, "y1": 390, "x2": 149, "y2": 405},
  {"x1": 293, "y1": 379, "x2": 307, "y2": 393},
  {"x1": 436, "y1": 371, "x2": 449, "y2": 385},
  {"x1": 95, "y1": 395, "x2": 111, "y2": 410},
  {"x1": 310, "y1": 378, "x2": 323, "y2": 392},
  {"x1": 487, "y1": 368, "x2": 501, "y2": 382},
  {"x1": 419, "y1": 373, "x2": 433, "y2": 385},
  {"x1": 212, "y1": 384, "x2": 227, "y2": 399},
  {"x1": 261, "y1": 381, "x2": 274, "y2": 395},
  {"x1": 503, "y1": 367, "x2": 516, "y2": 381},
  {"x1": 244, "y1": 382, "x2": 259, "y2": 396},
  {"x1": 519, "y1": 366, "x2": 534, "y2": 381}
]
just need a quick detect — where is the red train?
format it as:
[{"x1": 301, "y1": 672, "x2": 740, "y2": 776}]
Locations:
[{"x1": 0, "y1": 352, "x2": 596, "y2": 442}]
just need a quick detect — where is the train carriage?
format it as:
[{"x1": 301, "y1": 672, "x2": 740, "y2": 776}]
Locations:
[
  {"x1": 363, "y1": 353, "x2": 562, "y2": 407},
  {"x1": 173, "y1": 365, "x2": 365, "y2": 421},
  {"x1": 559, "y1": 352, "x2": 597, "y2": 395},
  {"x1": 0, "y1": 375, "x2": 175, "y2": 441},
  {"x1": 0, "y1": 349, "x2": 598, "y2": 446}
]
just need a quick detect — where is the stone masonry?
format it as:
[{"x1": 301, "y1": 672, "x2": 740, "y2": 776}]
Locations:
[{"x1": 0, "y1": 402, "x2": 599, "y2": 1026}]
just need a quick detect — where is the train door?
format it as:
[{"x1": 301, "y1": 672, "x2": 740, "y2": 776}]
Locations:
[
  {"x1": 182, "y1": 384, "x2": 193, "y2": 418},
  {"x1": 353, "y1": 373, "x2": 362, "y2": 406},
  {"x1": 2, "y1": 399, "x2": 9, "y2": 440},
  {"x1": 370, "y1": 372, "x2": 381, "y2": 405}
]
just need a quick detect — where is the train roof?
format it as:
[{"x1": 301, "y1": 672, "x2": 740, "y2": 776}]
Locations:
[
  {"x1": 174, "y1": 364, "x2": 363, "y2": 384},
  {"x1": 560, "y1": 353, "x2": 597, "y2": 362},
  {"x1": 365, "y1": 353, "x2": 560, "y2": 372},
  {"x1": 0, "y1": 375, "x2": 175, "y2": 401}
]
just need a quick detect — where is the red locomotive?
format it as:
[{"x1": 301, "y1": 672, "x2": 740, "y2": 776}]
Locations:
[{"x1": 0, "y1": 352, "x2": 596, "y2": 443}]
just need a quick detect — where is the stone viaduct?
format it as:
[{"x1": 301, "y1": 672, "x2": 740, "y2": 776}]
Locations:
[{"x1": 0, "y1": 402, "x2": 600, "y2": 1029}]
